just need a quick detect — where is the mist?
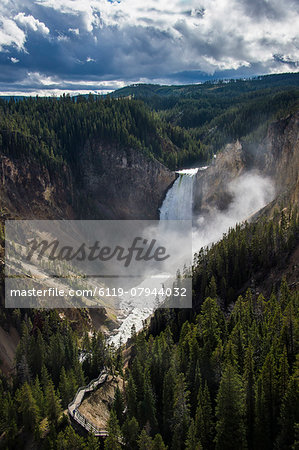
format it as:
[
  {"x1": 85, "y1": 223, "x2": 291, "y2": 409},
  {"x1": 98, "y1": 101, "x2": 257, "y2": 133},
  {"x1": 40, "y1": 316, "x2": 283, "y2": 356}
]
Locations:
[{"x1": 193, "y1": 171, "x2": 275, "y2": 252}]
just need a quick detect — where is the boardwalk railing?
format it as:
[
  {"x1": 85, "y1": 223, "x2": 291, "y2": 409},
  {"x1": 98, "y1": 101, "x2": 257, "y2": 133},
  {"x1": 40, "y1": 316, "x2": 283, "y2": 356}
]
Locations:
[{"x1": 68, "y1": 369, "x2": 108, "y2": 436}]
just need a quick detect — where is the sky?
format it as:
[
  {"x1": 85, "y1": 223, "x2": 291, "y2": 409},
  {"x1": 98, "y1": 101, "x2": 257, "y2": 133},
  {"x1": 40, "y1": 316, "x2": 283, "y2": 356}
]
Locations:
[{"x1": 0, "y1": 0, "x2": 299, "y2": 95}]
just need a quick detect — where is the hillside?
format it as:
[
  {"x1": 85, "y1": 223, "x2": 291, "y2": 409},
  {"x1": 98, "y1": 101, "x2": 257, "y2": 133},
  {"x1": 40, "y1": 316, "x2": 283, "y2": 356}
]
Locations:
[
  {"x1": 69, "y1": 111, "x2": 298, "y2": 450},
  {"x1": 112, "y1": 73, "x2": 299, "y2": 160},
  {"x1": 0, "y1": 76, "x2": 298, "y2": 449},
  {"x1": 0, "y1": 96, "x2": 209, "y2": 171},
  {"x1": 111, "y1": 73, "x2": 299, "y2": 99}
]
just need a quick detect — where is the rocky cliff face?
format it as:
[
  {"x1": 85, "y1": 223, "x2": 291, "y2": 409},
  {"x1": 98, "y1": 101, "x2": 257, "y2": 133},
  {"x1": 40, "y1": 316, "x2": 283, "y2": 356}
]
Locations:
[
  {"x1": 194, "y1": 112, "x2": 299, "y2": 215},
  {"x1": 0, "y1": 140, "x2": 175, "y2": 367},
  {"x1": 0, "y1": 155, "x2": 75, "y2": 219},
  {"x1": 193, "y1": 140, "x2": 245, "y2": 215},
  {"x1": 80, "y1": 140, "x2": 176, "y2": 219},
  {"x1": 0, "y1": 141, "x2": 175, "y2": 221},
  {"x1": 250, "y1": 112, "x2": 299, "y2": 205}
]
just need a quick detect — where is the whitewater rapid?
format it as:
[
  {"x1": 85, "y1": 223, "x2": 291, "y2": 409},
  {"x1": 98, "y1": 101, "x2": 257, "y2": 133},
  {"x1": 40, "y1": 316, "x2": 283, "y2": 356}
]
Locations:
[{"x1": 108, "y1": 167, "x2": 202, "y2": 347}]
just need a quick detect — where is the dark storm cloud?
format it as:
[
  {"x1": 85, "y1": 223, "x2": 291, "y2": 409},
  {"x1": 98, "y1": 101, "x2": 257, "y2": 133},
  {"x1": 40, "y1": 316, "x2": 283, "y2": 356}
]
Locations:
[{"x1": 0, "y1": 0, "x2": 298, "y2": 94}]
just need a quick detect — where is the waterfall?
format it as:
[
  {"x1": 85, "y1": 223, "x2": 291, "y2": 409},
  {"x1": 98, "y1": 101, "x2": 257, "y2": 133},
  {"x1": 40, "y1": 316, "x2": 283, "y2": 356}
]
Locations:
[
  {"x1": 108, "y1": 166, "x2": 206, "y2": 347},
  {"x1": 160, "y1": 168, "x2": 201, "y2": 220}
]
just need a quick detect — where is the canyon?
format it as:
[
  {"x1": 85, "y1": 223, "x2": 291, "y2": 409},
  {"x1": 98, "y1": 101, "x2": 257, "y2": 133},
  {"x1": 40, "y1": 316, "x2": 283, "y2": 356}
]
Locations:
[{"x1": 0, "y1": 112, "x2": 298, "y2": 372}]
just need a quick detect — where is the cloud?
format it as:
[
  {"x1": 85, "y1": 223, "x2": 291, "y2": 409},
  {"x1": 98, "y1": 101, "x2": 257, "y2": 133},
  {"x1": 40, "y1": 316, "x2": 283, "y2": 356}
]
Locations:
[
  {"x1": 0, "y1": 0, "x2": 298, "y2": 93},
  {"x1": 0, "y1": 17, "x2": 26, "y2": 51},
  {"x1": 14, "y1": 12, "x2": 50, "y2": 34},
  {"x1": 10, "y1": 57, "x2": 19, "y2": 63},
  {"x1": 69, "y1": 28, "x2": 79, "y2": 35}
]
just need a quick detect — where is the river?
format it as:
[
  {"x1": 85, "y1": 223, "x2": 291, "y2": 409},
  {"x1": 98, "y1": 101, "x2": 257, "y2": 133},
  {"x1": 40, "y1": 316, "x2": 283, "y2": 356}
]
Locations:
[{"x1": 108, "y1": 167, "x2": 201, "y2": 346}]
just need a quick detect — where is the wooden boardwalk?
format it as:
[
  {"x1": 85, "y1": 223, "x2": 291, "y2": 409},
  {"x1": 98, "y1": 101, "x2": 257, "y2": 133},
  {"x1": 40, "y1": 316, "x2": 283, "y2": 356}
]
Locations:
[{"x1": 68, "y1": 369, "x2": 108, "y2": 436}]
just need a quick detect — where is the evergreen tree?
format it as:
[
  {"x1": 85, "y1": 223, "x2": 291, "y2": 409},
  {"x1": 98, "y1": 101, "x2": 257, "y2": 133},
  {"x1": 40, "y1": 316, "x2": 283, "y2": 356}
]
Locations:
[
  {"x1": 139, "y1": 371, "x2": 158, "y2": 434},
  {"x1": 104, "y1": 410, "x2": 122, "y2": 450},
  {"x1": 255, "y1": 350, "x2": 278, "y2": 449},
  {"x1": 86, "y1": 433, "x2": 100, "y2": 450},
  {"x1": 122, "y1": 416, "x2": 140, "y2": 450},
  {"x1": 59, "y1": 367, "x2": 71, "y2": 408},
  {"x1": 0, "y1": 392, "x2": 18, "y2": 441},
  {"x1": 243, "y1": 343, "x2": 255, "y2": 448},
  {"x1": 215, "y1": 364, "x2": 246, "y2": 450},
  {"x1": 56, "y1": 425, "x2": 85, "y2": 449},
  {"x1": 171, "y1": 373, "x2": 190, "y2": 450},
  {"x1": 126, "y1": 372, "x2": 137, "y2": 418},
  {"x1": 45, "y1": 380, "x2": 62, "y2": 427},
  {"x1": 277, "y1": 370, "x2": 299, "y2": 449},
  {"x1": 32, "y1": 375, "x2": 45, "y2": 416},
  {"x1": 15, "y1": 382, "x2": 40, "y2": 434},
  {"x1": 195, "y1": 382, "x2": 214, "y2": 449},
  {"x1": 162, "y1": 364, "x2": 176, "y2": 441},
  {"x1": 152, "y1": 433, "x2": 168, "y2": 450},
  {"x1": 113, "y1": 385, "x2": 125, "y2": 426},
  {"x1": 138, "y1": 429, "x2": 153, "y2": 450},
  {"x1": 186, "y1": 418, "x2": 202, "y2": 450}
]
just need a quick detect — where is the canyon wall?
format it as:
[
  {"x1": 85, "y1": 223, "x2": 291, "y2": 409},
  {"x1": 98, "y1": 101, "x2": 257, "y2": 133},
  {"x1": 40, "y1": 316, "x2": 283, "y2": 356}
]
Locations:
[
  {"x1": 0, "y1": 142, "x2": 175, "y2": 220},
  {"x1": 80, "y1": 140, "x2": 175, "y2": 219},
  {"x1": 194, "y1": 112, "x2": 299, "y2": 215}
]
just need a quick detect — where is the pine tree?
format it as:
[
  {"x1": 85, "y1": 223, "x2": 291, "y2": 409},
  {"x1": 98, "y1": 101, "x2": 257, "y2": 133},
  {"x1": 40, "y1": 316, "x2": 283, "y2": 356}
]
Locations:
[
  {"x1": 171, "y1": 373, "x2": 190, "y2": 450},
  {"x1": 29, "y1": 329, "x2": 46, "y2": 376},
  {"x1": 186, "y1": 418, "x2": 202, "y2": 450},
  {"x1": 45, "y1": 380, "x2": 62, "y2": 427},
  {"x1": 113, "y1": 386, "x2": 125, "y2": 426},
  {"x1": 255, "y1": 350, "x2": 278, "y2": 449},
  {"x1": 187, "y1": 334, "x2": 201, "y2": 406},
  {"x1": 0, "y1": 392, "x2": 18, "y2": 441},
  {"x1": 243, "y1": 343, "x2": 255, "y2": 448},
  {"x1": 56, "y1": 425, "x2": 85, "y2": 449},
  {"x1": 138, "y1": 429, "x2": 153, "y2": 450},
  {"x1": 208, "y1": 276, "x2": 217, "y2": 299},
  {"x1": 86, "y1": 433, "x2": 100, "y2": 450},
  {"x1": 122, "y1": 416, "x2": 139, "y2": 449},
  {"x1": 215, "y1": 364, "x2": 246, "y2": 450},
  {"x1": 223, "y1": 338, "x2": 238, "y2": 368},
  {"x1": 277, "y1": 370, "x2": 299, "y2": 449},
  {"x1": 281, "y1": 302, "x2": 298, "y2": 365},
  {"x1": 152, "y1": 433, "x2": 167, "y2": 450},
  {"x1": 15, "y1": 382, "x2": 40, "y2": 434},
  {"x1": 126, "y1": 372, "x2": 137, "y2": 418},
  {"x1": 162, "y1": 364, "x2": 176, "y2": 441},
  {"x1": 278, "y1": 346, "x2": 289, "y2": 399},
  {"x1": 200, "y1": 297, "x2": 222, "y2": 357},
  {"x1": 195, "y1": 382, "x2": 214, "y2": 449},
  {"x1": 32, "y1": 375, "x2": 45, "y2": 416},
  {"x1": 104, "y1": 410, "x2": 122, "y2": 450},
  {"x1": 139, "y1": 371, "x2": 158, "y2": 434},
  {"x1": 74, "y1": 361, "x2": 85, "y2": 387},
  {"x1": 59, "y1": 367, "x2": 70, "y2": 408}
]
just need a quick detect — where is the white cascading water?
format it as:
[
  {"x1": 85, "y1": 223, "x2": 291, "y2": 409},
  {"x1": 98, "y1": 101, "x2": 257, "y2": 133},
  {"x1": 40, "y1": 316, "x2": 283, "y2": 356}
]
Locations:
[
  {"x1": 160, "y1": 168, "x2": 201, "y2": 220},
  {"x1": 108, "y1": 167, "x2": 204, "y2": 346},
  {"x1": 108, "y1": 165, "x2": 275, "y2": 346}
]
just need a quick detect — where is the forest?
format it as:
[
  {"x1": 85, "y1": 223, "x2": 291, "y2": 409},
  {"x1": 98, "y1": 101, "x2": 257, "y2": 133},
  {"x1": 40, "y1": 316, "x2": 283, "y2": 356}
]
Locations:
[
  {"x1": 112, "y1": 73, "x2": 299, "y2": 156},
  {"x1": 0, "y1": 73, "x2": 298, "y2": 449},
  {"x1": 0, "y1": 205, "x2": 297, "y2": 449},
  {"x1": 0, "y1": 73, "x2": 298, "y2": 175},
  {"x1": 0, "y1": 94, "x2": 209, "y2": 172}
]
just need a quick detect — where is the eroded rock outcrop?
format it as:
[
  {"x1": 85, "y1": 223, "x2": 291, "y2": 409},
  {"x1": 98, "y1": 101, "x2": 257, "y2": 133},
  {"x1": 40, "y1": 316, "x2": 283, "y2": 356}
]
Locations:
[
  {"x1": 250, "y1": 112, "x2": 299, "y2": 205},
  {"x1": 0, "y1": 155, "x2": 74, "y2": 219},
  {"x1": 194, "y1": 112, "x2": 299, "y2": 215},
  {"x1": 80, "y1": 140, "x2": 176, "y2": 219}
]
